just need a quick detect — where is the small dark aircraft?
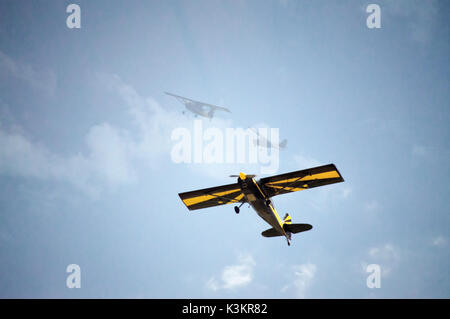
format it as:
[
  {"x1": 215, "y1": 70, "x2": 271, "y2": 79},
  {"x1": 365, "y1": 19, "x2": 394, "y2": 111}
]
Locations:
[
  {"x1": 249, "y1": 127, "x2": 288, "y2": 150},
  {"x1": 165, "y1": 92, "x2": 231, "y2": 119},
  {"x1": 179, "y1": 164, "x2": 344, "y2": 246}
]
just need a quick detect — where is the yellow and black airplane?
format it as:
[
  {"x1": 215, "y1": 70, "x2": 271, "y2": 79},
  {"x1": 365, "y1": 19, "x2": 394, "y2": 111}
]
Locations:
[{"x1": 179, "y1": 164, "x2": 344, "y2": 246}]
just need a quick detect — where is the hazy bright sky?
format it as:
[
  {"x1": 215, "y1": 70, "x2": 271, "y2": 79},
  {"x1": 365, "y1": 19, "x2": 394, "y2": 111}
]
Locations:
[{"x1": 0, "y1": 0, "x2": 449, "y2": 298}]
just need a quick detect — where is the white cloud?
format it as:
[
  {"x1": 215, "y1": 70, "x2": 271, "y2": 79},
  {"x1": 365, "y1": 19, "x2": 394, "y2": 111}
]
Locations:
[
  {"x1": 206, "y1": 254, "x2": 256, "y2": 291},
  {"x1": 281, "y1": 263, "x2": 317, "y2": 298},
  {"x1": 368, "y1": 244, "x2": 397, "y2": 259},
  {"x1": 361, "y1": 199, "x2": 382, "y2": 226},
  {"x1": 85, "y1": 123, "x2": 137, "y2": 185},
  {"x1": 340, "y1": 187, "x2": 352, "y2": 199},
  {"x1": 0, "y1": 50, "x2": 57, "y2": 96},
  {"x1": 362, "y1": 243, "x2": 400, "y2": 277},
  {"x1": 205, "y1": 277, "x2": 220, "y2": 292},
  {"x1": 0, "y1": 73, "x2": 180, "y2": 195},
  {"x1": 97, "y1": 73, "x2": 190, "y2": 160},
  {"x1": 305, "y1": 184, "x2": 351, "y2": 212},
  {"x1": 364, "y1": 200, "x2": 380, "y2": 212},
  {"x1": 431, "y1": 236, "x2": 447, "y2": 247},
  {"x1": 0, "y1": 121, "x2": 136, "y2": 196}
]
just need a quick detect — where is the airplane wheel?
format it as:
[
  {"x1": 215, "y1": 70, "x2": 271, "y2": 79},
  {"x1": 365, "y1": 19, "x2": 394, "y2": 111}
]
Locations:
[{"x1": 234, "y1": 206, "x2": 240, "y2": 214}]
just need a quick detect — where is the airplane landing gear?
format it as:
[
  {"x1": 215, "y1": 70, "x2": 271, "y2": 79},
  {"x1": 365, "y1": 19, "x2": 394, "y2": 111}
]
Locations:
[{"x1": 234, "y1": 201, "x2": 245, "y2": 214}]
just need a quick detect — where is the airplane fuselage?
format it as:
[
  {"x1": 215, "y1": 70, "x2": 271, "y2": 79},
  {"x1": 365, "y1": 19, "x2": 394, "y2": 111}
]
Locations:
[
  {"x1": 237, "y1": 176, "x2": 289, "y2": 243},
  {"x1": 185, "y1": 102, "x2": 210, "y2": 118},
  {"x1": 166, "y1": 92, "x2": 230, "y2": 119}
]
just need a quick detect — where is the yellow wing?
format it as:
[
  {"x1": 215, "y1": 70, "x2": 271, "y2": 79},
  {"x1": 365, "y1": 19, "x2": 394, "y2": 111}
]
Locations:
[
  {"x1": 260, "y1": 164, "x2": 344, "y2": 198},
  {"x1": 179, "y1": 183, "x2": 244, "y2": 211}
]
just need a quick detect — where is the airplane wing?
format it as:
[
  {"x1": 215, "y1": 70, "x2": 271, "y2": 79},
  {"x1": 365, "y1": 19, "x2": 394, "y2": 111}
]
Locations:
[
  {"x1": 260, "y1": 164, "x2": 344, "y2": 198},
  {"x1": 165, "y1": 92, "x2": 231, "y2": 113},
  {"x1": 202, "y1": 103, "x2": 231, "y2": 113},
  {"x1": 165, "y1": 92, "x2": 194, "y2": 105},
  {"x1": 179, "y1": 183, "x2": 244, "y2": 211}
]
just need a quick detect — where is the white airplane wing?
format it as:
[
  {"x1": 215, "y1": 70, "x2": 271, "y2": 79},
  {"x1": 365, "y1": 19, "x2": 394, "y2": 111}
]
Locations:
[{"x1": 165, "y1": 92, "x2": 231, "y2": 113}]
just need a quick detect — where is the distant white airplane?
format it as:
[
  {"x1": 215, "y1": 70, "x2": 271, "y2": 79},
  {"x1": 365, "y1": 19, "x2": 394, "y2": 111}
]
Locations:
[
  {"x1": 165, "y1": 92, "x2": 231, "y2": 119},
  {"x1": 249, "y1": 127, "x2": 287, "y2": 150}
]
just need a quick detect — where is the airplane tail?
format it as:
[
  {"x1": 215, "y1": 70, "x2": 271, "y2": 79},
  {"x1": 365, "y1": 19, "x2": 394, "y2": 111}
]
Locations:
[
  {"x1": 261, "y1": 223, "x2": 312, "y2": 237},
  {"x1": 282, "y1": 213, "x2": 292, "y2": 225},
  {"x1": 279, "y1": 139, "x2": 287, "y2": 149},
  {"x1": 261, "y1": 213, "x2": 312, "y2": 245}
]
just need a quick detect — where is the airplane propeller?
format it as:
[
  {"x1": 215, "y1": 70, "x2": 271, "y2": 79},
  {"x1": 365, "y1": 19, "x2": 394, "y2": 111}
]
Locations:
[{"x1": 229, "y1": 173, "x2": 257, "y2": 179}]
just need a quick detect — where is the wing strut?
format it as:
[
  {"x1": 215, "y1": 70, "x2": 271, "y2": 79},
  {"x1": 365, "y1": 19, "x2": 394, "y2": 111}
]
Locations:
[
  {"x1": 267, "y1": 176, "x2": 309, "y2": 197},
  {"x1": 204, "y1": 192, "x2": 244, "y2": 204}
]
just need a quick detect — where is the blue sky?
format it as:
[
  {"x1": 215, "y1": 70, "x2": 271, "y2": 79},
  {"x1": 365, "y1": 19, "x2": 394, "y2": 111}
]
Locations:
[{"x1": 0, "y1": 0, "x2": 449, "y2": 298}]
